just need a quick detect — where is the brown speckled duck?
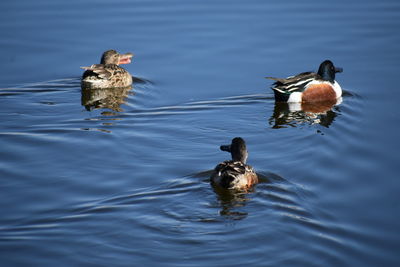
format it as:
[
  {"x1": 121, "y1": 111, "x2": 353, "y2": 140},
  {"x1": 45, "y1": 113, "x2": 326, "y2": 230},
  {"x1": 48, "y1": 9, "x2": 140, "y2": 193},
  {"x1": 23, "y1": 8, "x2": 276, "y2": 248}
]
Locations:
[
  {"x1": 211, "y1": 137, "x2": 258, "y2": 190},
  {"x1": 81, "y1": 50, "x2": 133, "y2": 89}
]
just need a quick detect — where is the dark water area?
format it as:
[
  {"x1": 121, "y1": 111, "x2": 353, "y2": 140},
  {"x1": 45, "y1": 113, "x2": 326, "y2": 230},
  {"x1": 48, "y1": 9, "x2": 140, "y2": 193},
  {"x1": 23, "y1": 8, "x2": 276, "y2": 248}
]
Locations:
[{"x1": 1, "y1": 0, "x2": 400, "y2": 266}]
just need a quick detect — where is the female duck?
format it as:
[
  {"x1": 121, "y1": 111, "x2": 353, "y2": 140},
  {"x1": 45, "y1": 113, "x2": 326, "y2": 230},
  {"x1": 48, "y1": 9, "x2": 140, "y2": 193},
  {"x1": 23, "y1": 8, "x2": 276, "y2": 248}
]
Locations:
[
  {"x1": 81, "y1": 50, "x2": 133, "y2": 89},
  {"x1": 267, "y1": 60, "x2": 343, "y2": 103},
  {"x1": 211, "y1": 137, "x2": 258, "y2": 190}
]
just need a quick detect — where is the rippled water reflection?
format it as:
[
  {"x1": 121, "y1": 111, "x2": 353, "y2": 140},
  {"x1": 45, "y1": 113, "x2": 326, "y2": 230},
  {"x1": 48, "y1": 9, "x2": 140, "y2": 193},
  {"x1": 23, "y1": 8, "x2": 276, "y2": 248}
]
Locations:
[{"x1": 1, "y1": 0, "x2": 400, "y2": 266}]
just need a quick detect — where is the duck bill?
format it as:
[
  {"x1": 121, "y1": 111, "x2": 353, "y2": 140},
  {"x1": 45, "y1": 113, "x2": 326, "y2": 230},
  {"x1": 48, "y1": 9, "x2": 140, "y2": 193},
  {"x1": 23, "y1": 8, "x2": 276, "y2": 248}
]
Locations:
[
  {"x1": 118, "y1": 52, "x2": 134, "y2": 65},
  {"x1": 335, "y1": 67, "x2": 343, "y2": 73},
  {"x1": 220, "y1": 145, "x2": 231, "y2": 152}
]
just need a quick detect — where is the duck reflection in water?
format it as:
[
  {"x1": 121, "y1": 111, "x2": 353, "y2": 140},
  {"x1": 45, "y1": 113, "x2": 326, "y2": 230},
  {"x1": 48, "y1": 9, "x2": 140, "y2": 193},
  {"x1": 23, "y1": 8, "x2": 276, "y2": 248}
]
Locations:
[
  {"x1": 269, "y1": 98, "x2": 340, "y2": 128},
  {"x1": 212, "y1": 185, "x2": 251, "y2": 220},
  {"x1": 81, "y1": 86, "x2": 133, "y2": 112}
]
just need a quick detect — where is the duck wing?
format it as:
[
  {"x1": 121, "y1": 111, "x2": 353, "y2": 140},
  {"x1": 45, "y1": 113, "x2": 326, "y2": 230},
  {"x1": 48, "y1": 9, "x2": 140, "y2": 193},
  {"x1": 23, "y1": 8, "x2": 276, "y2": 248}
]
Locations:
[
  {"x1": 213, "y1": 161, "x2": 246, "y2": 187},
  {"x1": 267, "y1": 72, "x2": 319, "y2": 94},
  {"x1": 216, "y1": 161, "x2": 247, "y2": 176},
  {"x1": 213, "y1": 161, "x2": 257, "y2": 189},
  {"x1": 81, "y1": 64, "x2": 113, "y2": 79}
]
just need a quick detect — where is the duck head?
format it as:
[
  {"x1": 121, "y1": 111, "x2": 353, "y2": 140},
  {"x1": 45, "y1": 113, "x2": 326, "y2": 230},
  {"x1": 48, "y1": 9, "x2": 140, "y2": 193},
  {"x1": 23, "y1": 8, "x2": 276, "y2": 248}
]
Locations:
[
  {"x1": 100, "y1": 50, "x2": 134, "y2": 65},
  {"x1": 220, "y1": 137, "x2": 249, "y2": 163},
  {"x1": 317, "y1": 60, "x2": 343, "y2": 83}
]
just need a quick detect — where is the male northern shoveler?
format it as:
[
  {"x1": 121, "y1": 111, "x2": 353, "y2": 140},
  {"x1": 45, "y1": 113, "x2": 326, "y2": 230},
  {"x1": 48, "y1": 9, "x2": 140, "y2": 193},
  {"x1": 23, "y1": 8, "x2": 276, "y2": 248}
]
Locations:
[
  {"x1": 211, "y1": 137, "x2": 258, "y2": 190},
  {"x1": 81, "y1": 50, "x2": 133, "y2": 89},
  {"x1": 266, "y1": 60, "x2": 343, "y2": 103}
]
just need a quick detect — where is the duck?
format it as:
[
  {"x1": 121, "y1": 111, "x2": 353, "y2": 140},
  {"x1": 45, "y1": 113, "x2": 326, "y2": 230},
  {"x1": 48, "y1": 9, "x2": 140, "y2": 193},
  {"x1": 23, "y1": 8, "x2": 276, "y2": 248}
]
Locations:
[
  {"x1": 266, "y1": 60, "x2": 343, "y2": 103},
  {"x1": 211, "y1": 137, "x2": 258, "y2": 190},
  {"x1": 81, "y1": 50, "x2": 133, "y2": 89}
]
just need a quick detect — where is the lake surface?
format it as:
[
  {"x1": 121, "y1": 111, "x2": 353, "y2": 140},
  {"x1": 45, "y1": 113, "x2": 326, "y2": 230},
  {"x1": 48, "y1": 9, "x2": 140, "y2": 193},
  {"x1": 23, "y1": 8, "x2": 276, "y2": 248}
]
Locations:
[{"x1": 1, "y1": 0, "x2": 400, "y2": 266}]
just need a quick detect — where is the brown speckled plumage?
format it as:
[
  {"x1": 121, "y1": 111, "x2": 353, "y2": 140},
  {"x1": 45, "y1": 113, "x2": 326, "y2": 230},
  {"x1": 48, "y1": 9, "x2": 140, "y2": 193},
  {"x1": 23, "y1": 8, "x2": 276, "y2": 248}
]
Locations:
[
  {"x1": 211, "y1": 137, "x2": 258, "y2": 190},
  {"x1": 81, "y1": 50, "x2": 133, "y2": 89}
]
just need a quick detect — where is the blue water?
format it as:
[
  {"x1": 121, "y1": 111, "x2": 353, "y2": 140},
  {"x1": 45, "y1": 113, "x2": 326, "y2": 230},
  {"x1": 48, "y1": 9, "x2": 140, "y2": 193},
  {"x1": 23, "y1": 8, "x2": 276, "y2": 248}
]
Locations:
[{"x1": 1, "y1": 0, "x2": 400, "y2": 266}]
